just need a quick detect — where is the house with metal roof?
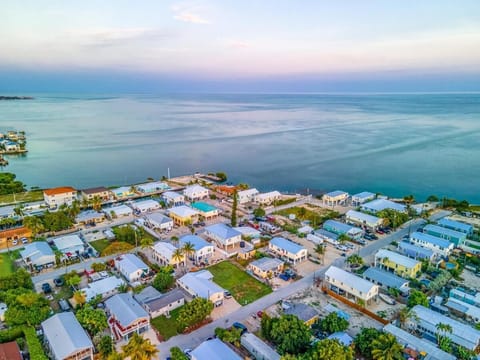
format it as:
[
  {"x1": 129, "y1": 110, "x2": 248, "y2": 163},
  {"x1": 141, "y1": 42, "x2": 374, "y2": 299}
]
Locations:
[
  {"x1": 351, "y1": 191, "x2": 376, "y2": 206},
  {"x1": 362, "y1": 267, "x2": 410, "y2": 294},
  {"x1": 268, "y1": 237, "x2": 307, "y2": 265},
  {"x1": 424, "y1": 224, "x2": 467, "y2": 246},
  {"x1": 254, "y1": 191, "x2": 282, "y2": 205},
  {"x1": 168, "y1": 205, "x2": 199, "y2": 225},
  {"x1": 361, "y1": 199, "x2": 406, "y2": 214},
  {"x1": 115, "y1": 253, "x2": 151, "y2": 283},
  {"x1": 241, "y1": 333, "x2": 280, "y2": 360},
  {"x1": 204, "y1": 223, "x2": 242, "y2": 250},
  {"x1": 20, "y1": 241, "x2": 55, "y2": 268},
  {"x1": 437, "y1": 217, "x2": 473, "y2": 235},
  {"x1": 82, "y1": 276, "x2": 125, "y2": 302},
  {"x1": 42, "y1": 312, "x2": 94, "y2": 360},
  {"x1": 191, "y1": 202, "x2": 219, "y2": 220},
  {"x1": 247, "y1": 257, "x2": 284, "y2": 279},
  {"x1": 327, "y1": 332, "x2": 353, "y2": 346},
  {"x1": 322, "y1": 190, "x2": 349, "y2": 206},
  {"x1": 374, "y1": 249, "x2": 421, "y2": 278},
  {"x1": 409, "y1": 232, "x2": 454, "y2": 257},
  {"x1": 135, "y1": 181, "x2": 169, "y2": 194},
  {"x1": 314, "y1": 229, "x2": 339, "y2": 244},
  {"x1": 324, "y1": 266, "x2": 379, "y2": 304},
  {"x1": 111, "y1": 186, "x2": 136, "y2": 199},
  {"x1": 103, "y1": 204, "x2": 133, "y2": 218},
  {"x1": 345, "y1": 210, "x2": 383, "y2": 229},
  {"x1": 105, "y1": 293, "x2": 150, "y2": 342},
  {"x1": 179, "y1": 235, "x2": 214, "y2": 264},
  {"x1": 383, "y1": 324, "x2": 456, "y2": 360},
  {"x1": 135, "y1": 287, "x2": 185, "y2": 318},
  {"x1": 445, "y1": 297, "x2": 480, "y2": 323},
  {"x1": 177, "y1": 270, "x2": 224, "y2": 306},
  {"x1": 151, "y1": 241, "x2": 185, "y2": 268},
  {"x1": 323, "y1": 220, "x2": 363, "y2": 240},
  {"x1": 191, "y1": 338, "x2": 242, "y2": 360},
  {"x1": 183, "y1": 185, "x2": 209, "y2": 201},
  {"x1": 234, "y1": 226, "x2": 261, "y2": 239},
  {"x1": 75, "y1": 210, "x2": 105, "y2": 225},
  {"x1": 449, "y1": 288, "x2": 480, "y2": 308},
  {"x1": 284, "y1": 303, "x2": 319, "y2": 326},
  {"x1": 237, "y1": 188, "x2": 259, "y2": 204},
  {"x1": 53, "y1": 234, "x2": 85, "y2": 258},
  {"x1": 162, "y1": 191, "x2": 185, "y2": 207},
  {"x1": 411, "y1": 305, "x2": 480, "y2": 351},
  {"x1": 144, "y1": 212, "x2": 174, "y2": 231},
  {"x1": 398, "y1": 241, "x2": 434, "y2": 261},
  {"x1": 131, "y1": 199, "x2": 160, "y2": 213}
]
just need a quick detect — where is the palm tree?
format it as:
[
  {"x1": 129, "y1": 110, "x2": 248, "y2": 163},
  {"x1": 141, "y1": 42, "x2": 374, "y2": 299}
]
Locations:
[
  {"x1": 13, "y1": 205, "x2": 25, "y2": 217},
  {"x1": 91, "y1": 195, "x2": 103, "y2": 212},
  {"x1": 398, "y1": 307, "x2": 417, "y2": 331},
  {"x1": 107, "y1": 352, "x2": 124, "y2": 360},
  {"x1": 140, "y1": 236, "x2": 154, "y2": 249},
  {"x1": 314, "y1": 244, "x2": 326, "y2": 264},
  {"x1": 371, "y1": 333, "x2": 404, "y2": 360},
  {"x1": 172, "y1": 248, "x2": 185, "y2": 268},
  {"x1": 68, "y1": 200, "x2": 81, "y2": 219},
  {"x1": 182, "y1": 242, "x2": 196, "y2": 267},
  {"x1": 436, "y1": 322, "x2": 453, "y2": 350},
  {"x1": 121, "y1": 332, "x2": 158, "y2": 360},
  {"x1": 22, "y1": 215, "x2": 45, "y2": 238}
]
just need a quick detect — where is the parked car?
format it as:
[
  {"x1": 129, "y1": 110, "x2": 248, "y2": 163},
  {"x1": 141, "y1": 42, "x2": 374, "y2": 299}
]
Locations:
[
  {"x1": 232, "y1": 322, "x2": 248, "y2": 334},
  {"x1": 21, "y1": 237, "x2": 29, "y2": 244},
  {"x1": 224, "y1": 290, "x2": 232, "y2": 299},
  {"x1": 53, "y1": 278, "x2": 64, "y2": 287},
  {"x1": 11, "y1": 240, "x2": 18, "y2": 246},
  {"x1": 279, "y1": 273, "x2": 290, "y2": 281},
  {"x1": 257, "y1": 311, "x2": 263, "y2": 318},
  {"x1": 42, "y1": 283, "x2": 52, "y2": 294}
]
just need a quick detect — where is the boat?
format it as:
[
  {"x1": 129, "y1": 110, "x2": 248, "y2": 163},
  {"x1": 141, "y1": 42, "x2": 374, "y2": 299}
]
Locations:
[{"x1": 379, "y1": 293, "x2": 396, "y2": 305}]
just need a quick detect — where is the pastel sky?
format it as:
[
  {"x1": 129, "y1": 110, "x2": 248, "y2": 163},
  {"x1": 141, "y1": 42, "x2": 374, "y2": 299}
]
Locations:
[{"x1": 1, "y1": 0, "x2": 480, "y2": 92}]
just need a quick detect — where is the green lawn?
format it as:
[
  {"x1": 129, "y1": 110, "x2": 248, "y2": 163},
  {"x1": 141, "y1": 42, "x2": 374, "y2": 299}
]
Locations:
[
  {"x1": 151, "y1": 307, "x2": 182, "y2": 340},
  {"x1": 89, "y1": 239, "x2": 111, "y2": 254},
  {"x1": 0, "y1": 190, "x2": 44, "y2": 205},
  {"x1": 274, "y1": 206, "x2": 339, "y2": 227},
  {"x1": 0, "y1": 253, "x2": 16, "y2": 276},
  {"x1": 208, "y1": 261, "x2": 272, "y2": 305}
]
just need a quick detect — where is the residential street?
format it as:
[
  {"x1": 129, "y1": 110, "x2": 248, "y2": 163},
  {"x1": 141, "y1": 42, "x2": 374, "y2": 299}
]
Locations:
[{"x1": 157, "y1": 217, "x2": 427, "y2": 357}]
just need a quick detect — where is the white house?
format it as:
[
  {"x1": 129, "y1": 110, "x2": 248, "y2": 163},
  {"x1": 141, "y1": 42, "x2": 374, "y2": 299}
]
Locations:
[
  {"x1": 268, "y1": 237, "x2": 307, "y2": 265},
  {"x1": 322, "y1": 190, "x2": 349, "y2": 206},
  {"x1": 345, "y1": 210, "x2": 383, "y2": 229},
  {"x1": 104, "y1": 204, "x2": 133, "y2": 218},
  {"x1": 361, "y1": 199, "x2": 406, "y2": 214},
  {"x1": 351, "y1": 191, "x2": 376, "y2": 206},
  {"x1": 177, "y1": 270, "x2": 224, "y2": 306},
  {"x1": 135, "y1": 286, "x2": 185, "y2": 318},
  {"x1": 105, "y1": 293, "x2": 150, "y2": 342},
  {"x1": 179, "y1": 235, "x2": 215, "y2": 264},
  {"x1": 191, "y1": 338, "x2": 242, "y2": 360},
  {"x1": 204, "y1": 223, "x2": 242, "y2": 250},
  {"x1": 82, "y1": 276, "x2": 125, "y2": 302},
  {"x1": 241, "y1": 333, "x2": 280, "y2": 360},
  {"x1": 151, "y1": 241, "x2": 184, "y2": 268},
  {"x1": 183, "y1": 185, "x2": 209, "y2": 201},
  {"x1": 410, "y1": 231, "x2": 454, "y2": 257},
  {"x1": 135, "y1": 181, "x2": 169, "y2": 194},
  {"x1": 162, "y1": 191, "x2": 185, "y2": 207},
  {"x1": 131, "y1": 199, "x2": 160, "y2": 213},
  {"x1": 115, "y1": 254, "x2": 151, "y2": 283},
  {"x1": 237, "y1": 188, "x2": 259, "y2": 204},
  {"x1": 20, "y1": 242, "x2": 55, "y2": 268},
  {"x1": 144, "y1": 212, "x2": 174, "y2": 232},
  {"x1": 324, "y1": 266, "x2": 379, "y2": 304},
  {"x1": 53, "y1": 234, "x2": 85, "y2": 258},
  {"x1": 43, "y1": 186, "x2": 77, "y2": 208},
  {"x1": 42, "y1": 312, "x2": 94, "y2": 360},
  {"x1": 254, "y1": 191, "x2": 282, "y2": 205}
]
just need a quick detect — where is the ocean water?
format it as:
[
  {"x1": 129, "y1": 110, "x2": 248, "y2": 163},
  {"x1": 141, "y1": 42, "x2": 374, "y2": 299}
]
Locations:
[{"x1": 1, "y1": 93, "x2": 479, "y2": 202}]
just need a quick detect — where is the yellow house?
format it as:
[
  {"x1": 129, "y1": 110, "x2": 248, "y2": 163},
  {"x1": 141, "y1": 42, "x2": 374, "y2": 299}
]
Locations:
[
  {"x1": 375, "y1": 249, "x2": 421, "y2": 278},
  {"x1": 168, "y1": 205, "x2": 199, "y2": 226},
  {"x1": 284, "y1": 303, "x2": 319, "y2": 327},
  {"x1": 247, "y1": 257, "x2": 284, "y2": 279}
]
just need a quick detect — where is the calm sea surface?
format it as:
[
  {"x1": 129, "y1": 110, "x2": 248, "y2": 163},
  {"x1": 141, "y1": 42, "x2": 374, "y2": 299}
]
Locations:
[{"x1": 1, "y1": 93, "x2": 479, "y2": 202}]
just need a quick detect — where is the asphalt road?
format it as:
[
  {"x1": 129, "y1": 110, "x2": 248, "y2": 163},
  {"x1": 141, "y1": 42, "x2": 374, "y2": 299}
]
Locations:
[{"x1": 157, "y1": 218, "x2": 427, "y2": 358}]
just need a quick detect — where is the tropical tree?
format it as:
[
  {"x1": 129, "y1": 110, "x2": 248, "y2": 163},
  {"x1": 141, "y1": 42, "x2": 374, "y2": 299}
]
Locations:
[
  {"x1": 75, "y1": 305, "x2": 108, "y2": 336},
  {"x1": 302, "y1": 338, "x2": 354, "y2": 360},
  {"x1": 253, "y1": 207, "x2": 266, "y2": 218},
  {"x1": 435, "y1": 323, "x2": 453, "y2": 352},
  {"x1": 13, "y1": 205, "x2": 25, "y2": 217},
  {"x1": 338, "y1": 233, "x2": 349, "y2": 245},
  {"x1": 314, "y1": 244, "x2": 326, "y2": 264},
  {"x1": 98, "y1": 335, "x2": 114, "y2": 359},
  {"x1": 91, "y1": 195, "x2": 103, "y2": 211},
  {"x1": 314, "y1": 312, "x2": 349, "y2": 335},
  {"x1": 170, "y1": 346, "x2": 188, "y2": 360},
  {"x1": 68, "y1": 200, "x2": 81, "y2": 219},
  {"x1": 4, "y1": 290, "x2": 51, "y2": 326},
  {"x1": 231, "y1": 189, "x2": 238, "y2": 226},
  {"x1": 22, "y1": 215, "x2": 45, "y2": 238},
  {"x1": 397, "y1": 307, "x2": 417, "y2": 331},
  {"x1": 354, "y1": 327, "x2": 382, "y2": 358},
  {"x1": 182, "y1": 242, "x2": 195, "y2": 266},
  {"x1": 121, "y1": 333, "x2": 158, "y2": 360},
  {"x1": 457, "y1": 345, "x2": 476, "y2": 360},
  {"x1": 171, "y1": 236, "x2": 179, "y2": 246},
  {"x1": 263, "y1": 314, "x2": 311, "y2": 355},
  {"x1": 73, "y1": 290, "x2": 87, "y2": 306},
  {"x1": 172, "y1": 248, "x2": 185, "y2": 267},
  {"x1": 407, "y1": 290, "x2": 429, "y2": 308},
  {"x1": 152, "y1": 271, "x2": 174, "y2": 292},
  {"x1": 176, "y1": 297, "x2": 213, "y2": 331},
  {"x1": 346, "y1": 254, "x2": 363, "y2": 267},
  {"x1": 215, "y1": 327, "x2": 242, "y2": 347},
  {"x1": 140, "y1": 236, "x2": 154, "y2": 249},
  {"x1": 107, "y1": 352, "x2": 124, "y2": 360},
  {"x1": 371, "y1": 333, "x2": 404, "y2": 360}
]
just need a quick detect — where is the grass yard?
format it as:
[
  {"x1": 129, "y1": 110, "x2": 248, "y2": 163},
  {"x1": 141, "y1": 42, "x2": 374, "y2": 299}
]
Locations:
[
  {"x1": 0, "y1": 252, "x2": 16, "y2": 276},
  {"x1": 151, "y1": 307, "x2": 182, "y2": 340},
  {"x1": 89, "y1": 239, "x2": 111, "y2": 254},
  {"x1": 208, "y1": 261, "x2": 272, "y2": 305},
  {"x1": 0, "y1": 190, "x2": 44, "y2": 205},
  {"x1": 274, "y1": 206, "x2": 338, "y2": 227}
]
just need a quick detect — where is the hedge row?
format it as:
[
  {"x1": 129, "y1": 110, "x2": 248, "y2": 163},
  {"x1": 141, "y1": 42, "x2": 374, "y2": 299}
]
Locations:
[{"x1": 0, "y1": 326, "x2": 48, "y2": 360}]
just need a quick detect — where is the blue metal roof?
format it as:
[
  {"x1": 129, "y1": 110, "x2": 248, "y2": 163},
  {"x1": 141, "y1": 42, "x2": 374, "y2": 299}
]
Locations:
[
  {"x1": 205, "y1": 223, "x2": 242, "y2": 240},
  {"x1": 424, "y1": 224, "x2": 466, "y2": 240},
  {"x1": 325, "y1": 190, "x2": 348, "y2": 197},
  {"x1": 323, "y1": 220, "x2": 360, "y2": 234},
  {"x1": 191, "y1": 338, "x2": 242, "y2": 360},
  {"x1": 411, "y1": 231, "x2": 452, "y2": 248},
  {"x1": 180, "y1": 235, "x2": 211, "y2": 251},
  {"x1": 352, "y1": 191, "x2": 375, "y2": 199},
  {"x1": 437, "y1": 218, "x2": 473, "y2": 233},
  {"x1": 398, "y1": 241, "x2": 434, "y2": 259},
  {"x1": 270, "y1": 237, "x2": 305, "y2": 255},
  {"x1": 363, "y1": 267, "x2": 409, "y2": 290}
]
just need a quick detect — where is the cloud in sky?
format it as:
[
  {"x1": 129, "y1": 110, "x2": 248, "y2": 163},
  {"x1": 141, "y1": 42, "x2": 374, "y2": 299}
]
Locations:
[{"x1": 171, "y1": 3, "x2": 210, "y2": 24}]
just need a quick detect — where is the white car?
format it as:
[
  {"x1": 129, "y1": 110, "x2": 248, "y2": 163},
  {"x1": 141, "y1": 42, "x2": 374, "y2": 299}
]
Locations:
[
  {"x1": 21, "y1": 237, "x2": 29, "y2": 244},
  {"x1": 11, "y1": 240, "x2": 18, "y2": 246}
]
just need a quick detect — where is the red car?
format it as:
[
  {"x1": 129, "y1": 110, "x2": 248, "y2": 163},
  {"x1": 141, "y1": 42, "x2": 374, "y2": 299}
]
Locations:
[{"x1": 257, "y1": 311, "x2": 264, "y2": 318}]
